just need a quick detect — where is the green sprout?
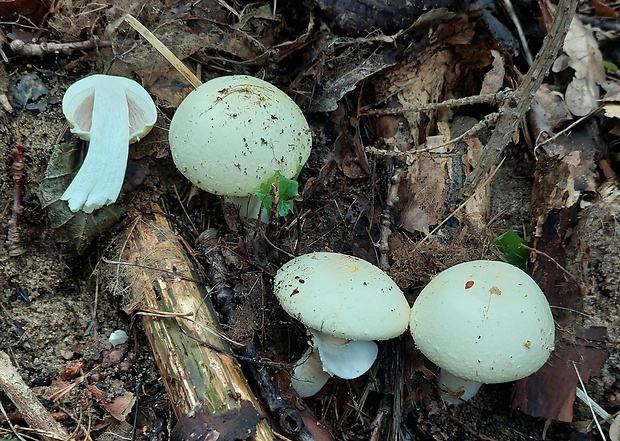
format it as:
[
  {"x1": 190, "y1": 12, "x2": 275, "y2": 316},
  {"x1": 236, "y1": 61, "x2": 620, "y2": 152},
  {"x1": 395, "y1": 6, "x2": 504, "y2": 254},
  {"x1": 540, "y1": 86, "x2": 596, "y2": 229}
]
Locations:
[
  {"x1": 493, "y1": 229, "x2": 530, "y2": 270},
  {"x1": 255, "y1": 171, "x2": 299, "y2": 218}
]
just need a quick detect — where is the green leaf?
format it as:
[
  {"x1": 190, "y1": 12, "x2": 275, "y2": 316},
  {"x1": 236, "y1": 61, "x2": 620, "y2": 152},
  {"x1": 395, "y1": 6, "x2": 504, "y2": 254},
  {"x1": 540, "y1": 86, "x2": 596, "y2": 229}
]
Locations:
[
  {"x1": 255, "y1": 171, "x2": 299, "y2": 218},
  {"x1": 493, "y1": 229, "x2": 529, "y2": 270},
  {"x1": 603, "y1": 60, "x2": 619, "y2": 71}
]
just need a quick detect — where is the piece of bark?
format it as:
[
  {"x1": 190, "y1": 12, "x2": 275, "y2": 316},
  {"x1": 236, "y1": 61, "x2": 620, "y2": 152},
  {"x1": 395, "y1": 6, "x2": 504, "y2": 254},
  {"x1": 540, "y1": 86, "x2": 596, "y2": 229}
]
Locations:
[
  {"x1": 511, "y1": 92, "x2": 608, "y2": 424},
  {"x1": 112, "y1": 210, "x2": 273, "y2": 440},
  {"x1": 0, "y1": 351, "x2": 71, "y2": 441}
]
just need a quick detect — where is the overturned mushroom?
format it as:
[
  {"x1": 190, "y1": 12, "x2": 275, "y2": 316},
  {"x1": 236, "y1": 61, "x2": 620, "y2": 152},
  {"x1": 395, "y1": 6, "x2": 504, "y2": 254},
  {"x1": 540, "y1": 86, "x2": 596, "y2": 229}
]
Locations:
[
  {"x1": 274, "y1": 252, "x2": 410, "y2": 397},
  {"x1": 61, "y1": 74, "x2": 157, "y2": 213}
]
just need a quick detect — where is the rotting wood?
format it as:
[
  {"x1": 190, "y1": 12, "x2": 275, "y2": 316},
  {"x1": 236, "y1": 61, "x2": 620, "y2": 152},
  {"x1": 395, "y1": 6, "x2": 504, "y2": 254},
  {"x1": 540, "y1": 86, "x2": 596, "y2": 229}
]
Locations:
[
  {"x1": 0, "y1": 351, "x2": 70, "y2": 441},
  {"x1": 111, "y1": 209, "x2": 273, "y2": 440}
]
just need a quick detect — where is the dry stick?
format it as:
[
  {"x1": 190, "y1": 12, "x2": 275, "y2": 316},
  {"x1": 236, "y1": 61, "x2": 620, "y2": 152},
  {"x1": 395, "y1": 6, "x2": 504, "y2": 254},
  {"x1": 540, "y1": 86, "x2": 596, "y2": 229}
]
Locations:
[
  {"x1": 376, "y1": 165, "x2": 406, "y2": 270},
  {"x1": 361, "y1": 89, "x2": 513, "y2": 116},
  {"x1": 9, "y1": 39, "x2": 112, "y2": 57},
  {"x1": 123, "y1": 14, "x2": 202, "y2": 88},
  {"x1": 460, "y1": 0, "x2": 579, "y2": 198},
  {"x1": 0, "y1": 352, "x2": 70, "y2": 441},
  {"x1": 6, "y1": 144, "x2": 25, "y2": 257},
  {"x1": 366, "y1": 112, "x2": 501, "y2": 158}
]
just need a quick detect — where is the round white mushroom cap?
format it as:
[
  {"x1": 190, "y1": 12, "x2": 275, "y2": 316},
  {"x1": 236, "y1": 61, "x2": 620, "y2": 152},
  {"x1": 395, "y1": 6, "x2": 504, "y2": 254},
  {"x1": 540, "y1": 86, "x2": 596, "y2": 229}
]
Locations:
[
  {"x1": 274, "y1": 252, "x2": 410, "y2": 341},
  {"x1": 168, "y1": 75, "x2": 312, "y2": 197},
  {"x1": 410, "y1": 260, "x2": 555, "y2": 384}
]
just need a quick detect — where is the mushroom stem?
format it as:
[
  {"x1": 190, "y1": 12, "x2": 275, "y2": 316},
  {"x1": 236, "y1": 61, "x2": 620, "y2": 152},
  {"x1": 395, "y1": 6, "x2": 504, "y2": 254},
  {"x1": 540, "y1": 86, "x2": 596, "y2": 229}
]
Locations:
[
  {"x1": 290, "y1": 347, "x2": 331, "y2": 398},
  {"x1": 437, "y1": 369, "x2": 482, "y2": 405},
  {"x1": 224, "y1": 195, "x2": 270, "y2": 223},
  {"x1": 61, "y1": 87, "x2": 130, "y2": 213}
]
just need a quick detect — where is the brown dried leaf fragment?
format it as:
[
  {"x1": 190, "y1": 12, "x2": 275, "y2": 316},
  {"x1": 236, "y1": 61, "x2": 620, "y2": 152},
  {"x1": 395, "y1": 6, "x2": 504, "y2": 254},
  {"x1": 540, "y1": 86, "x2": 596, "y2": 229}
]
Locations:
[{"x1": 170, "y1": 401, "x2": 262, "y2": 441}]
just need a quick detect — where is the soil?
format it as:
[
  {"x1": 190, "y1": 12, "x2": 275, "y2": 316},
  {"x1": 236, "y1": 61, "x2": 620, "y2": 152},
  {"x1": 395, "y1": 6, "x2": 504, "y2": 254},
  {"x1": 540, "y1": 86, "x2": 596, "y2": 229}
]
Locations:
[{"x1": 1, "y1": 1, "x2": 619, "y2": 441}]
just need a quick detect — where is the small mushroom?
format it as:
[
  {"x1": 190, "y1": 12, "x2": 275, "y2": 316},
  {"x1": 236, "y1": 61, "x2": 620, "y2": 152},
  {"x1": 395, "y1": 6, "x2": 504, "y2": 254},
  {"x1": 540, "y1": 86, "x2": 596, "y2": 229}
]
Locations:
[
  {"x1": 409, "y1": 260, "x2": 555, "y2": 405},
  {"x1": 168, "y1": 75, "x2": 312, "y2": 220},
  {"x1": 61, "y1": 74, "x2": 157, "y2": 213},
  {"x1": 274, "y1": 252, "x2": 410, "y2": 397}
]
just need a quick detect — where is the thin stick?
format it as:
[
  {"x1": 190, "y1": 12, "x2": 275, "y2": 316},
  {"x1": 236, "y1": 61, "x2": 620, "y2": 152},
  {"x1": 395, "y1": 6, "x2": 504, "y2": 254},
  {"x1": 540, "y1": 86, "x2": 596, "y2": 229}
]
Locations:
[
  {"x1": 461, "y1": 0, "x2": 579, "y2": 197},
  {"x1": 123, "y1": 14, "x2": 202, "y2": 89},
  {"x1": 0, "y1": 352, "x2": 70, "y2": 441},
  {"x1": 361, "y1": 90, "x2": 512, "y2": 116},
  {"x1": 573, "y1": 362, "x2": 608, "y2": 439}
]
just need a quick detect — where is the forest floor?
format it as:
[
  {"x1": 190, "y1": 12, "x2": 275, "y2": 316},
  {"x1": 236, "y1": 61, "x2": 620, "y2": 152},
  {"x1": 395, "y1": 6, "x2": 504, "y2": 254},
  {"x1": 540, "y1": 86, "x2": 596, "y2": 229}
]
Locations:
[{"x1": 1, "y1": 0, "x2": 620, "y2": 440}]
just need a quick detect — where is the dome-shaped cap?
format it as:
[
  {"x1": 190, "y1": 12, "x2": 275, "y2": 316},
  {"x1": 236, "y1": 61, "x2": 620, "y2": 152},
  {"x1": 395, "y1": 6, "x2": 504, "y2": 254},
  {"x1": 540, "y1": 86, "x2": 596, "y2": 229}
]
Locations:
[
  {"x1": 410, "y1": 260, "x2": 555, "y2": 384},
  {"x1": 168, "y1": 75, "x2": 312, "y2": 197},
  {"x1": 274, "y1": 252, "x2": 410, "y2": 340}
]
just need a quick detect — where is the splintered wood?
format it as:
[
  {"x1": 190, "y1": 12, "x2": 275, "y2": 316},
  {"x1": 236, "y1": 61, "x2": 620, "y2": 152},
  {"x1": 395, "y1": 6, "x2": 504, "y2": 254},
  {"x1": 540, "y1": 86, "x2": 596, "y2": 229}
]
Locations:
[{"x1": 112, "y1": 211, "x2": 273, "y2": 440}]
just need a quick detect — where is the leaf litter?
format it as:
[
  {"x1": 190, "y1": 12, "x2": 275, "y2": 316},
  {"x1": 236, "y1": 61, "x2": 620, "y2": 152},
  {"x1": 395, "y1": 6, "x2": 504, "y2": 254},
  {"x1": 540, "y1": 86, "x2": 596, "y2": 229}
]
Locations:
[{"x1": 1, "y1": 0, "x2": 620, "y2": 440}]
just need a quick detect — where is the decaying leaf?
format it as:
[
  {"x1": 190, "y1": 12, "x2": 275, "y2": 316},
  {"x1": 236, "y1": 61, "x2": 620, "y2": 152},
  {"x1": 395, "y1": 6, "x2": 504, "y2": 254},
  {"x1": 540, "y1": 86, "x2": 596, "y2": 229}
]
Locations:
[
  {"x1": 552, "y1": 17, "x2": 605, "y2": 116},
  {"x1": 513, "y1": 85, "x2": 608, "y2": 426},
  {"x1": 37, "y1": 141, "x2": 124, "y2": 254},
  {"x1": 170, "y1": 401, "x2": 262, "y2": 441},
  {"x1": 371, "y1": 15, "x2": 495, "y2": 235},
  {"x1": 480, "y1": 49, "x2": 505, "y2": 94},
  {"x1": 87, "y1": 385, "x2": 135, "y2": 422}
]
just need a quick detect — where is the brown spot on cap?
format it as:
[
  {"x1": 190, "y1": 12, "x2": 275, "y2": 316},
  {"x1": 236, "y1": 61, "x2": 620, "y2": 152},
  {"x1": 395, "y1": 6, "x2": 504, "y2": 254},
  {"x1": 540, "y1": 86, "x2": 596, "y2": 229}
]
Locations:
[
  {"x1": 489, "y1": 286, "x2": 502, "y2": 295},
  {"x1": 465, "y1": 280, "x2": 475, "y2": 289}
]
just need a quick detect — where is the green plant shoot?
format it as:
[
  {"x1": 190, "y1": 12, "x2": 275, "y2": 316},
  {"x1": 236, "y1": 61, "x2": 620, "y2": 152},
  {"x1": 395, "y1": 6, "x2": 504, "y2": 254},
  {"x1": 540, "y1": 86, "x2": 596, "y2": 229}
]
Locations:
[
  {"x1": 493, "y1": 229, "x2": 530, "y2": 270},
  {"x1": 255, "y1": 171, "x2": 299, "y2": 218}
]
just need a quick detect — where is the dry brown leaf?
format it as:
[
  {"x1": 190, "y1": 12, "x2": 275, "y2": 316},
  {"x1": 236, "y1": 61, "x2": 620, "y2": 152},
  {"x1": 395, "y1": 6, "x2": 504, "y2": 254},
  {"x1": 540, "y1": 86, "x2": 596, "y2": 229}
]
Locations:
[
  {"x1": 480, "y1": 49, "x2": 505, "y2": 94},
  {"x1": 554, "y1": 17, "x2": 605, "y2": 116}
]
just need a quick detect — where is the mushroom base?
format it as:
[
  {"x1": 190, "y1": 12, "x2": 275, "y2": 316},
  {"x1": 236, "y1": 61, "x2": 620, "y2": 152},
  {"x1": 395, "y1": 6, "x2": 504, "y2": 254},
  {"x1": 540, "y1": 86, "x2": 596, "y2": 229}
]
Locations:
[
  {"x1": 438, "y1": 369, "x2": 482, "y2": 405},
  {"x1": 224, "y1": 195, "x2": 269, "y2": 223}
]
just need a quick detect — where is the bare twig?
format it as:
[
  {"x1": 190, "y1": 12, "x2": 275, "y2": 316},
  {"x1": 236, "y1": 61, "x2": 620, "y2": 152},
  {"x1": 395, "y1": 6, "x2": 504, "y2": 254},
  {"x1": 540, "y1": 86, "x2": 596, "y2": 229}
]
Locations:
[
  {"x1": 7, "y1": 143, "x2": 25, "y2": 257},
  {"x1": 9, "y1": 39, "x2": 112, "y2": 57},
  {"x1": 366, "y1": 112, "x2": 500, "y2": 158},
  {"x1": 0, "y1": 352, "x2": 70, "y2": 441},
  {"x1": 376, "y1": 165, "x2": 405, "y2": 270},
  {"x1": 460, "y1": 0, "x2": 579, "y2": 197},
  {"x1": 361, "y1": 90, "x2": 513, "y2": 116}
]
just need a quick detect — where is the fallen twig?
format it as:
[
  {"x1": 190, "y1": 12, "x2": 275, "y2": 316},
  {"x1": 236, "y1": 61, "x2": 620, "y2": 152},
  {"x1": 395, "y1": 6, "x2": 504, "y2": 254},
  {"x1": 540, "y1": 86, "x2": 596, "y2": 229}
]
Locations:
[
  {"x1": 6, "y1": 142, "x2": 25, "y2": 257},
  {"x1": 0, "y1": 351, "x2": 70, "y2": 441},
  {"x1": 9, "y1": 39, "x2": 112, "y2": 57},
  {"x1": 460, "y1": 0, "x2": 579, "y2": 197},
  {"x1": 376, "y1": 164, "x2": 405, "y2": 270}
]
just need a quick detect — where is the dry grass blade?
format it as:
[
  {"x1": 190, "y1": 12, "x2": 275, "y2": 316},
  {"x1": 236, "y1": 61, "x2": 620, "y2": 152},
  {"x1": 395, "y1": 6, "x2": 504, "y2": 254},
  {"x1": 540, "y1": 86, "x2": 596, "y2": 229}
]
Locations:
[{"x1": 123, "y1": 14, "x2": 202, "y2": 89}]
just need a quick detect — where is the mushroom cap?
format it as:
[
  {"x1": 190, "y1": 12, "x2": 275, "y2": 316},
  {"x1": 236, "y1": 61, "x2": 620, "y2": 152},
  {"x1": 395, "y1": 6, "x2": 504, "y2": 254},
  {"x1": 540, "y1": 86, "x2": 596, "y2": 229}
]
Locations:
[
  {"x1": 62, "y1": 74, "x2": 157, "y2": 142},
  {"x1": 409, "y1": 260, "x2": 555, "y2": 384},
  {"x1": 274, "y1": 252, "x2": 410, "y2": 341},
  {"x1": 168, "y1": 75, "x2": 312, "y2": 197}
]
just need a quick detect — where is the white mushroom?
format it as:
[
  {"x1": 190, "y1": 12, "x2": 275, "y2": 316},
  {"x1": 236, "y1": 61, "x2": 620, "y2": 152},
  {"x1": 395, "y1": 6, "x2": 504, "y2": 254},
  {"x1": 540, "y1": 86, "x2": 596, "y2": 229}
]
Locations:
[
  {"x1": 168, "y1": 75, "x2": 312, "y2": 220},
  {"x1": 61, "y1": 74, "x2": 157, "y2": 213},
  {"x1": 273, "y1": 252, "x2": 410, "y2": 397},
  {"x1": 409, "y1": 260, "x2": 555, "y2": 405}
]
